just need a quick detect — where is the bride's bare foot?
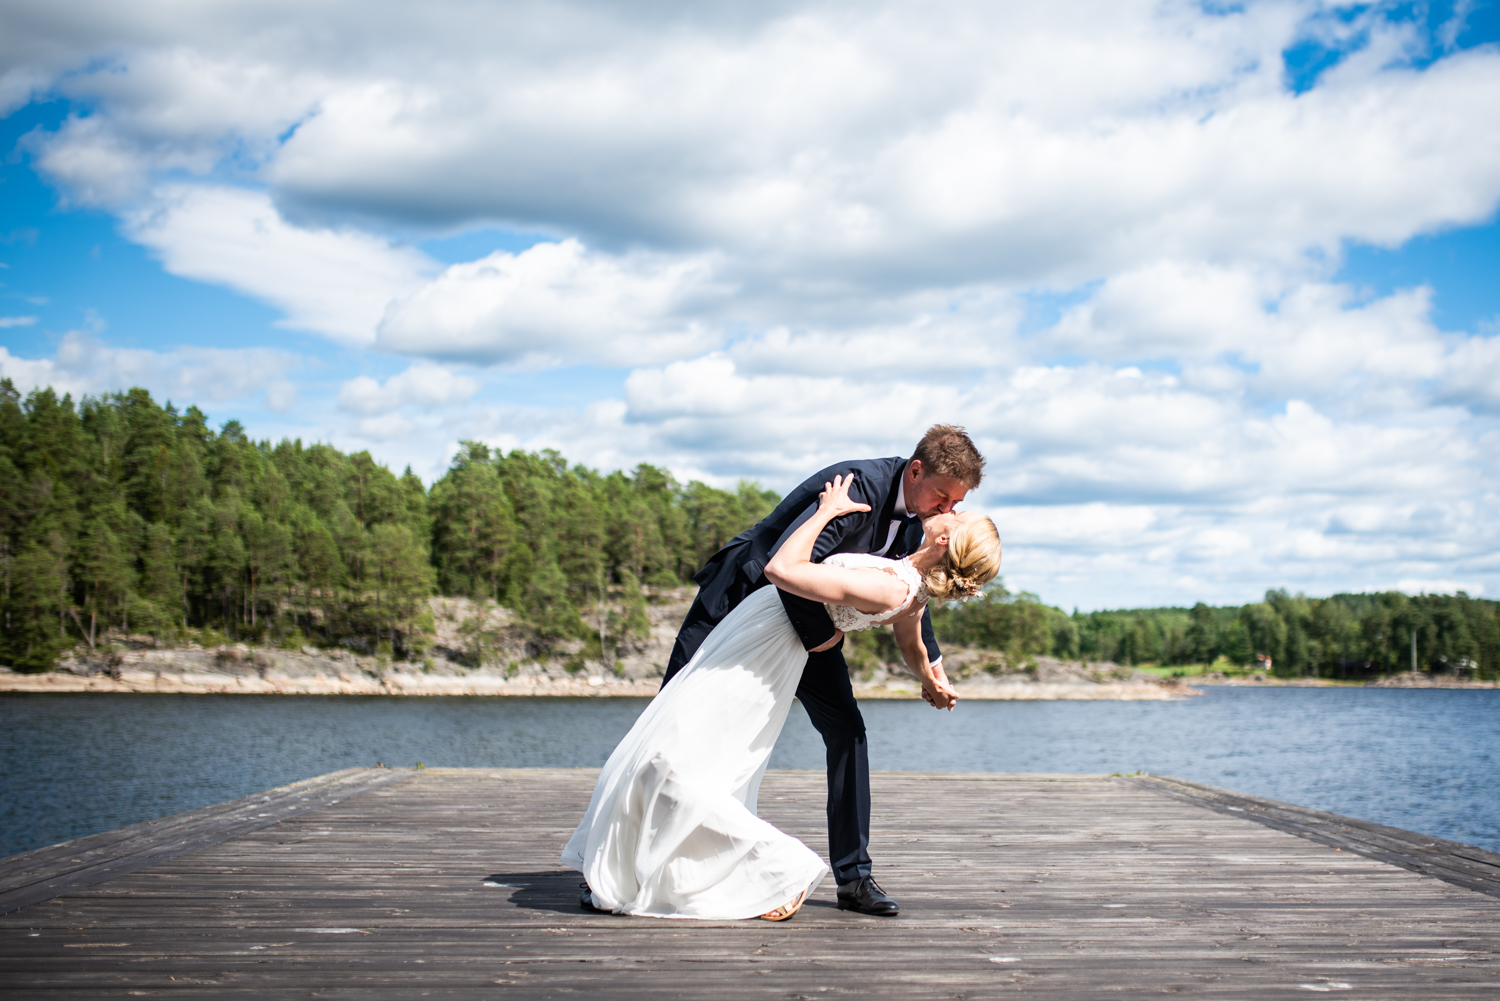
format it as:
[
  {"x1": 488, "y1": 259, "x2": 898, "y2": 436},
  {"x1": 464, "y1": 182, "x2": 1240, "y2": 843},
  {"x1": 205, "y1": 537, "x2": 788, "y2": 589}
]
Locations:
[{"x1": 760, "y1": 885, "x2": 810, "y2": 922}]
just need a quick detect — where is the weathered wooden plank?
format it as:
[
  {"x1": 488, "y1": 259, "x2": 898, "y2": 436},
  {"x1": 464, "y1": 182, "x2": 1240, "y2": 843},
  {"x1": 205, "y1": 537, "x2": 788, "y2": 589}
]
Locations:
[
  {"x1": 0, "y1": 766, "x2": 415, "y2": 915},
  {"x1": 1, "y1": 769, "x2": 1497, "y2": 999},
  {"x1": 1120, "y1": 773, "x2": 1500, "y2": 899}
]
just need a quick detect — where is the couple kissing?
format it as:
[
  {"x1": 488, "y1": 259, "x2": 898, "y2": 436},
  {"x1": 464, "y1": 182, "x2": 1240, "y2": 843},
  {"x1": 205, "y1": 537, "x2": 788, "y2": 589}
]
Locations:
[{"x1": 563, "y1": 425, "x2": 1000, "y2": 921}]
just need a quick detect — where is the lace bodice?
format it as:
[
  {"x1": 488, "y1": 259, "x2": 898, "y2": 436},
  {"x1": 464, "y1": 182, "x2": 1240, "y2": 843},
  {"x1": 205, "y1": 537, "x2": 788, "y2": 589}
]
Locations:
[{"x1": 822, "y1": 553, "x2": 927, "y2": 632}]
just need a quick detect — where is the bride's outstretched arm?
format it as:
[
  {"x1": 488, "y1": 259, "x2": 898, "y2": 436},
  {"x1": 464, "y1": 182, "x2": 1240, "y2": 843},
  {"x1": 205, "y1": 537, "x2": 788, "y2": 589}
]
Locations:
[
  {"x1": 765, "y1": 474, "x2": 910, "y2": 612},
  {"x1": 893, "y1": 611, "x2": 958, "y2": 710}
]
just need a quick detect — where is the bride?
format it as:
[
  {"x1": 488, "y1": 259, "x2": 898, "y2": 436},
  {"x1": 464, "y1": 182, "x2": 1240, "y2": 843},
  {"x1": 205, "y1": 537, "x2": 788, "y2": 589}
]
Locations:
[{"x1": 561, "y1": 473, "x2": 1001, "y2": 921}]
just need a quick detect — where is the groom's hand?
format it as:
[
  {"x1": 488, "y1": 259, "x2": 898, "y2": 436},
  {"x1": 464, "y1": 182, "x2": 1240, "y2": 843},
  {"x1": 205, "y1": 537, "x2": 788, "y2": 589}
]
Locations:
[{"x1": 808, "y1": 629, "x2": 845, "y2": 653}]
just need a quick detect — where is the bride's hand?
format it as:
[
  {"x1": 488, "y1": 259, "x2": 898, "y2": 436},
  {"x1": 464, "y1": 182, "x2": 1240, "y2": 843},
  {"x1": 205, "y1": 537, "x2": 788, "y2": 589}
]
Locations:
[
  {"x1": 817, "y1": 473, "x2": 872, "y2": 520},
  {"x1": 922, "y1": 668, "x2": 959, "y2": 711}
]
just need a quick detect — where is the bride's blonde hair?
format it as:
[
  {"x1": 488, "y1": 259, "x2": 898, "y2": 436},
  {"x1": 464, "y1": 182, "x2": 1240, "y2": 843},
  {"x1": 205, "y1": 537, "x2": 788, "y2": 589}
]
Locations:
[{"x1": 922, "y1": 516, "x2": 1001, "y2": 601}]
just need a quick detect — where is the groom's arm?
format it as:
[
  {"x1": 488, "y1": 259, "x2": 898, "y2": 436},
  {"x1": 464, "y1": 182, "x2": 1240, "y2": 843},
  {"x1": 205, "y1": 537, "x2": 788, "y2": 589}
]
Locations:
[{"x1": 921, "y1": 605, "x2": 940, "y2": 664}]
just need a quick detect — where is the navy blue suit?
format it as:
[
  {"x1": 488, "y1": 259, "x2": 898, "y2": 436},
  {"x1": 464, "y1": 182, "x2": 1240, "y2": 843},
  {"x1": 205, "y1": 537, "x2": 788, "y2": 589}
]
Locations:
[{"x1": 662, "y1": 455, "x2": 940, "y2": 885}]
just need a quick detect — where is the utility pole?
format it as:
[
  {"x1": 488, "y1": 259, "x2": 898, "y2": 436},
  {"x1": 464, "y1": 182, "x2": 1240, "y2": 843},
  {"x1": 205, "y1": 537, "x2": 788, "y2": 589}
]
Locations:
[{"x1": 1411, "y1": 629, "x2": 1417, "y2": 674}]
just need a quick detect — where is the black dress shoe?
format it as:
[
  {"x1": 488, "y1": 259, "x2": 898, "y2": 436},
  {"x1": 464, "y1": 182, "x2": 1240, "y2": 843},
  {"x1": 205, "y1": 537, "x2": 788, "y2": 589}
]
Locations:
[
  {"x1": 579, "y1": 883, "x2": 607, "y2": 913},
  {"x1": 836, "y1": 876, "x2": 900, "y2": 916}
]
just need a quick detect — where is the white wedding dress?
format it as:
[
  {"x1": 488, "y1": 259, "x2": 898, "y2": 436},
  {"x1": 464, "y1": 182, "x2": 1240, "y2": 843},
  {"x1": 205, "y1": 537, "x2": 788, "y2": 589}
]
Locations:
[{"x1": 561, "y1": 553, "x2": 926, "y2": 919}]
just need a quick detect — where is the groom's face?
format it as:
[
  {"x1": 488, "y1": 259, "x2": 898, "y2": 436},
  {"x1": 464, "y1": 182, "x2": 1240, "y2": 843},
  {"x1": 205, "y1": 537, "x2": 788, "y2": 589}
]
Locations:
[{"x1": 904, "y1": 461, "x2": 968, "y2": 519}]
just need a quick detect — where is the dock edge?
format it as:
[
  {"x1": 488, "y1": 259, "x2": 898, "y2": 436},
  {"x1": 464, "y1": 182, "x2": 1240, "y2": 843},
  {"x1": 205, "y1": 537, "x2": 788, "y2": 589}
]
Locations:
[
  {"x1": 1120, "y1": 773, "x2": 1500, "y2": 899},
  {"x1": 0, "y1": 766, "x2": 416, "y2": 915}
]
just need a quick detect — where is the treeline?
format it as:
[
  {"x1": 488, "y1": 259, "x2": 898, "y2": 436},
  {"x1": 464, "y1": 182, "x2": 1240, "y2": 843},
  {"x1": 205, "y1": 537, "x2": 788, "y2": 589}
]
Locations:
[
  {"x1": 5, "y1": 381, "x2": 1496, "y2": 682},
  {"x1": 0, "y1": 382, "x2": 776, "y2": 670},
  {"x1": 932, "y1": 586, "x2": 1500, "y2": 680}
]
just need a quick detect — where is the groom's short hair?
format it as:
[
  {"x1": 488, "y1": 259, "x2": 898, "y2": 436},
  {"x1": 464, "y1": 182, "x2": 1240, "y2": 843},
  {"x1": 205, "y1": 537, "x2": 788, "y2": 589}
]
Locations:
[{"x1": 912, "y1": 424, "x2": 985, "y2": 488}]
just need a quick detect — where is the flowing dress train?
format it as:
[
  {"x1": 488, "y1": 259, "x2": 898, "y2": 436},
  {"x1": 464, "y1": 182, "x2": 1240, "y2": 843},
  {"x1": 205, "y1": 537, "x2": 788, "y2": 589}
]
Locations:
[
  {"x1": 561, "y1": 554, "x2": 924, "y2": 919},
  {"x1": 560, "y1": 585, "x2": 823, "y2": 918}
]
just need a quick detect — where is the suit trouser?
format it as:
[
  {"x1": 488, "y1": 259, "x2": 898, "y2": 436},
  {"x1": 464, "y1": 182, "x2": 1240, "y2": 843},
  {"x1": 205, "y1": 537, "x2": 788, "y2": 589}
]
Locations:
[{"x1": 663, "y1": 590, "x2": 873, "y2": 886}]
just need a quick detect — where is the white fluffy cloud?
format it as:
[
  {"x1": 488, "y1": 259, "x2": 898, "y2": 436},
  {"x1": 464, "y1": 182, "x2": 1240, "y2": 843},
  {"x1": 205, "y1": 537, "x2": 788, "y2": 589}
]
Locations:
[
  {"x1": 517, "y1": 334, "x2": 1496, "y2": 606},
  {"x1": 0, "y1": 330, "x2": 299, "y2": 410},
  {"x1": 20, "y1": 1, "x2": 1500, "y2": 342},
  {"x1": 7, "y1": 0, "x2": 1500, "y2": 606},
  {"x1": 1050, "y1": 261, "x2": 1463, "y2": 413},
  {"x1": 239, "y1": 2, "x2": 1500, "y2": 291},
  {"x1": 338, "y1": 363, "x2": 478, "y2": 415},
  {"x1": 124, "y1": 185, "x2": 431, "y2": 344},
  {"x1": 14, "y1": 2, "x2": 1500, "y2": 285},
  {"x1": 607, "y1": 348, "x2": 1480, "y2": 509},
  {"x1": 377, "y1": 240, "x2": 722, "y2": 366}
]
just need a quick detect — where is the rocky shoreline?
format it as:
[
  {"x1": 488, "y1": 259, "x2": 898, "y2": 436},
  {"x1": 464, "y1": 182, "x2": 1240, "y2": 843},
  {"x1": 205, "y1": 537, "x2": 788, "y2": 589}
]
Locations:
[
  {"x1": 0, "y1": 643, "x2": 1195, "y2": 703},
  {"x1": 0, "y1": 660, "x2": 1195, "y2": 701},
  {"x1": 0, "y1": 595, "x2": 1198, "y2": 702},
  {"x1": 12, "y1": 665, "x2": 1489, "y2": 697},
  {"x1": 9, "y1": 629, "x2": 1484, "y2": 700}
]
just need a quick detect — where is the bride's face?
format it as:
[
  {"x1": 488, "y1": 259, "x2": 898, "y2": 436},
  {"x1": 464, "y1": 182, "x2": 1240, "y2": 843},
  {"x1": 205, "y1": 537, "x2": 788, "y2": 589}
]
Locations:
[{"x1": 921, "y1": 510, "x2": 979, "y2": 549}]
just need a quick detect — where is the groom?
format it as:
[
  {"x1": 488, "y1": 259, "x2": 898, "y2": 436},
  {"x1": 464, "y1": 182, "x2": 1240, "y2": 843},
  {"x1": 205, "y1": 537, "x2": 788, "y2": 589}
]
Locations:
[{"x1": 662, "y1": 424, "x2": 985, "y2": 916}]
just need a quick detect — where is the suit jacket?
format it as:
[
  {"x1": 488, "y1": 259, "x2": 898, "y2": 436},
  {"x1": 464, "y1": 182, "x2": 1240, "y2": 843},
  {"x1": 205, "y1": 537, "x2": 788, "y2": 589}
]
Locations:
[{"x1": 691, "y1": 456, "x2": 941, "y2": 663}]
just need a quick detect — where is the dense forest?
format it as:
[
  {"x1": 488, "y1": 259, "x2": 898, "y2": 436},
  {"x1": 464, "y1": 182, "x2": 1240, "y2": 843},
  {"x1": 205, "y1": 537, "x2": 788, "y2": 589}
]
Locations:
[
  {"x1": 2, "y1": 381, "x2": 1496, "y2": 681},
  {"x1": 933, "y1": 584, "x2": 1500, "y2": 680},
  {"x1": 0, "y1": 382, "x2": 776, "y2": 670}
]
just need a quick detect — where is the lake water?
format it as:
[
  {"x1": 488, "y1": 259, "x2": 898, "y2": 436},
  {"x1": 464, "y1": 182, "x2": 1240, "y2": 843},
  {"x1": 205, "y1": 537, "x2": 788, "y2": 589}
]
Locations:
[{"x1": 1, "y1": 687, "x2": 1496, "y2": 859}]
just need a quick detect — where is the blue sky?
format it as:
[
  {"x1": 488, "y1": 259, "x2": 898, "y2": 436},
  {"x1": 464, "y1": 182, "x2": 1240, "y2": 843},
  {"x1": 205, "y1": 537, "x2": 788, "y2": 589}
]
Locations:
[
  {"x1": 3, "y1": 0, "x2": 1500, "y2": 610},
  {"x1": 1, "y1": 101, "x2": 611, "y2": 419}
]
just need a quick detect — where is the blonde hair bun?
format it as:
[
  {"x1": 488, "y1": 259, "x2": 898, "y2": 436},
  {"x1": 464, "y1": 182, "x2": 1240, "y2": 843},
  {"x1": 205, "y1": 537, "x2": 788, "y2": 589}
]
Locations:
[{"x1": 922, "y1": 516, "x2": 1001, "y2": 602}]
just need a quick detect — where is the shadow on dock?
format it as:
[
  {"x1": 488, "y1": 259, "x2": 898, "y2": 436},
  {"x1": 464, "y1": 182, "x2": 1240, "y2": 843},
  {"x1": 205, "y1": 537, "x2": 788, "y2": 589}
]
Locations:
[{"x1": 483, "y1": 870, "x2": 585, "y2": 914}]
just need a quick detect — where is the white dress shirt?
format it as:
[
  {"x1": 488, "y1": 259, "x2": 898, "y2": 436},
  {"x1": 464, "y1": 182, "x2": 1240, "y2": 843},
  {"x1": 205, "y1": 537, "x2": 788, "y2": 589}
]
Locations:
[
  {"x1": 873, "y1": 485, "x2": 908, "y2": 557},
  {"x1": 870, "y1": 483, "x2": 941, "y2": 667}
]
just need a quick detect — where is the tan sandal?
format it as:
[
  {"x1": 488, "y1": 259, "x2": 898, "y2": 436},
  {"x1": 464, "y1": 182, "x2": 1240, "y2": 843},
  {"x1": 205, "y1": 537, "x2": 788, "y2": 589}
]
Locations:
[{"x1": 760, "y1": 886, "x2": 809, "y2": 922}]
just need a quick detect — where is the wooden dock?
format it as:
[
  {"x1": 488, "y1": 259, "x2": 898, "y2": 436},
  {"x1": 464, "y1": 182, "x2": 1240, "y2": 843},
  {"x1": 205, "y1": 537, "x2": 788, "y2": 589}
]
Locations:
[{"x1": 2, "y1": 768, "x2": 1497, "y2": 998}]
